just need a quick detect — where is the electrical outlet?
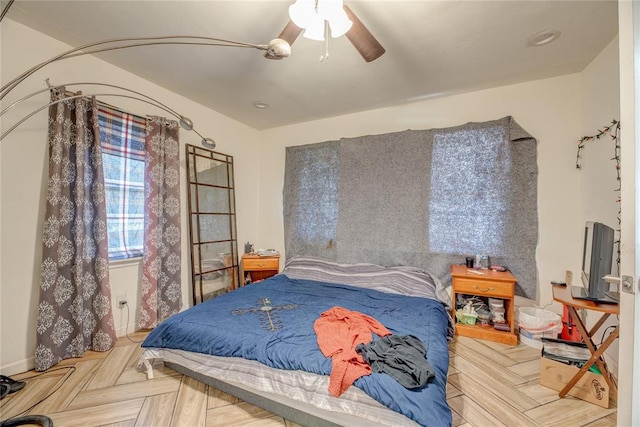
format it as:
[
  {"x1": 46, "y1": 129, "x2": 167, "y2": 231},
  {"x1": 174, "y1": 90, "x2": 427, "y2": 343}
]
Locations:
[
  {"x1": 116, "y1": 293, "x2": 127, "y2": 309},
  {"x1": 565, "y1": 270, "x2": 573, "y2": 286}
]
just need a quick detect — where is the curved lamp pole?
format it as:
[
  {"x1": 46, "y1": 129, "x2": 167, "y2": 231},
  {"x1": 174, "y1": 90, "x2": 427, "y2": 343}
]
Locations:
[{"x1": 0, "y1": 36, "x2": 291, "y2": 147}]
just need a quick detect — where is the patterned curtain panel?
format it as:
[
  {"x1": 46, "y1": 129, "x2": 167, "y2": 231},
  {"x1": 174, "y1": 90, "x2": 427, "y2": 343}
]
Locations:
[
  {"x1": 137, "y1": 116, "x2": 182, "y2": 329},
  {"x1": 36, "y1": 89, "x2": 116, "y2": 371}
]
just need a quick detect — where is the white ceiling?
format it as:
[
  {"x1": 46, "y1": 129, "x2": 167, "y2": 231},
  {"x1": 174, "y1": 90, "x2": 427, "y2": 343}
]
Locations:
[{"x1": 2, "y1": 0, "x2": 618, "y2": 130}]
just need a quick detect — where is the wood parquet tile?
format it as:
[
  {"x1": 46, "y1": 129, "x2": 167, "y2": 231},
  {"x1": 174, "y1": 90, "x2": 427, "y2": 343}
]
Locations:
[{"x1": 0, "y1": 332, "x2": 617, "y2": 426}]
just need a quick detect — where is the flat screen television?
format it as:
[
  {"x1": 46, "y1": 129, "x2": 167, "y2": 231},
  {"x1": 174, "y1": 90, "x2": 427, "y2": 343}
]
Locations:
[{"x1": 571, "y1": 221, "x2": 617, "y2": 304}]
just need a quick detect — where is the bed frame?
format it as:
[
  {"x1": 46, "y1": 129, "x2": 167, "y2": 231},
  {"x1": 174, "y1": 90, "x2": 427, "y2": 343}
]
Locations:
[{"x1": 166, "y1": 362, "x2": 374, "y2": 427}]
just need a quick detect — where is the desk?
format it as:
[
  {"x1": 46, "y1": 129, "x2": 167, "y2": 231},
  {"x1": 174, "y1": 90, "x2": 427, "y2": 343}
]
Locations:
[{"x1": 551, "y1": 285, "x2": 619, "y2": 399}]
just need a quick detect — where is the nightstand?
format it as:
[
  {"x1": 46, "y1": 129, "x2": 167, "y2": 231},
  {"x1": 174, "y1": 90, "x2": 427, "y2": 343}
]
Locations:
[
  {"x1": 450, "y1": 264, "x2": 518, "y2": 345},
  {"x1": 241, "y1": 254, "x2": 280, "y2": 284}
]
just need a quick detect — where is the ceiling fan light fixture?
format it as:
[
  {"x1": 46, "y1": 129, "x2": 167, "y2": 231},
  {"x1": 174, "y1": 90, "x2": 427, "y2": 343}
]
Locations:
[
  {"x1": 303, "y1": 15, "x2": 326, "y2": 41},
  {"x1": 289, "y1": 0, "x2": 352, "y2": 40},
  {"x1": 318, "y1": 0, "x2": 352, "y2": 37},
  {"x1": 328, "y1": 10, "x2": 352, "y2": 37},
  {"x1": 289, "y1": 0, "x2": 315, "y2": 28}
]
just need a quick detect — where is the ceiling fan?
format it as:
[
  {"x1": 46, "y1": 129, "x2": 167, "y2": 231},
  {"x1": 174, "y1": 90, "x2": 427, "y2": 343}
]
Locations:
[{"x1": 265, "y1": 0, "x2": 385, "y2": 63}]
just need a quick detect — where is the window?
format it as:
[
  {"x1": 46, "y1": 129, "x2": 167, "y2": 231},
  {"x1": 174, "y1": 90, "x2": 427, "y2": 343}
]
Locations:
[
  {"x1": 429, "y1": 125, "x2": 508, "y2": 255},
  {"x1": 98, "y1": 105, "x2": 146, "y2": 260},
  {"x1": 283, "y1": 141, "x2": 339, "y2": 259},
  {"x1": 283, "y1": 117, "x2": 538, "y2": 299}
]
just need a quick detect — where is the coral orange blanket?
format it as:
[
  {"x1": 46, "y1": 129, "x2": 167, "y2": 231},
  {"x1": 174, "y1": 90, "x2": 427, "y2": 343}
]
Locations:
[{"x1": 314, "y1": 306, "x2": 391, "y2": 396}]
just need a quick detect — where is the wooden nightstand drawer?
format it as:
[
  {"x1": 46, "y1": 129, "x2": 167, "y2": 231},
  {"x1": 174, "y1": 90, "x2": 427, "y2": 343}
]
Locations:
[
  {"x1": 452, "y1": 277, "x2": 514, "y2": 298},
  {"x1": 241, "y1": 254, "x2": 280, "y2": 285},
  {"x1": 243, "y1": 258, "x2": 279, "y2": 271}
]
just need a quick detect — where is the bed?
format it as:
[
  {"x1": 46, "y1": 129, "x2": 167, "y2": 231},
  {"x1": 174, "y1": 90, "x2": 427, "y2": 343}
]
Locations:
[{"x1": 140, "y1": 257, "x2": 453, "y2": 426}]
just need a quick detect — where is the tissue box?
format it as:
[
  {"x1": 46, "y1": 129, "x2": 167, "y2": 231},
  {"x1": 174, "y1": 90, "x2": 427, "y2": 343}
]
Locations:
[{"x1": 455, "y1": 310, "x2": 478, "y2": 325}]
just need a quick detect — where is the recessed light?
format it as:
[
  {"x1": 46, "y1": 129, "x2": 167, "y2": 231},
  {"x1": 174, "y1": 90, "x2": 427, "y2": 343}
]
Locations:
[
  {"x1": 526, "y1": 30, "x2": 561, "y2": 47},
  {"x1": 253, "y1": 101, "x2": 269, "y2": 109}
]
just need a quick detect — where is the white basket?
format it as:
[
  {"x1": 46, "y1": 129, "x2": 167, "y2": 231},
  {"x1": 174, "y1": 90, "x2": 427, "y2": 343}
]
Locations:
[
  {"x1": 516, "y1": 307, "x2": 562, "y2": 348},
  {"x1": 516, "y1": 307, "x2": 561, "y2": 332},
  {"x1": 519, "y1": 325, "x2": 562, "y2": 349}
]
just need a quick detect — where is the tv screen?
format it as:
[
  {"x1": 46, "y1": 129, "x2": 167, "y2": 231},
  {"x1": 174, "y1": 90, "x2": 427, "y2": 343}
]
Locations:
[{"x1": 580, "y1": 221, "x2": 614, "y2": 299}]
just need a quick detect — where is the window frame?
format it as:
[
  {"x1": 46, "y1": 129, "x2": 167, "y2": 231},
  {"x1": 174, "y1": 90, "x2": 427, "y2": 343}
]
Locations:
[{"x1": 97, "y1": 103, "x2": 147, "y2": 261}]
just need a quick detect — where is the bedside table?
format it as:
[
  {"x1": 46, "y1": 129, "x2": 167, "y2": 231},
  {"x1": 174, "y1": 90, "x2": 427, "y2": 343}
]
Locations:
[
  {"x1": 450, "y1": 264, "x2": 518, "y2": 345},
  {"x1": 241, "y1": 254, "x2": 280, "y2": 284}
]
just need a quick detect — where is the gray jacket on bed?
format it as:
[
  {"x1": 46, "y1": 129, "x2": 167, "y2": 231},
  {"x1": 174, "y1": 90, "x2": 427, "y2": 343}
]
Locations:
[{"x1": 355, "y1": 334, "x2": 435, "y2": 389}]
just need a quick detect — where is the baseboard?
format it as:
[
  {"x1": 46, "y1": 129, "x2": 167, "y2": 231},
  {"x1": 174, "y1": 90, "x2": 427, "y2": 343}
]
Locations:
[
  {"x1": 115, "y1": 322, "x2": 138, "y2": 338},
  {"x1": 1, "y1": 356, "x2": 35, "y2": 376},
  {"x1": 114, "y1": 302, "x2": 137, "y2": 338},
  {"x1": 2, "y1": 323, "x2": 136, "y2": 376}
]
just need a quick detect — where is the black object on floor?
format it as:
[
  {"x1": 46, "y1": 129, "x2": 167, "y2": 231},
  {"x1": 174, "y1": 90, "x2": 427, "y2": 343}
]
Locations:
[
  {"x1": 0, "y1": 375, "x2": 25, "y2": 395},
  {"x1": 1, "y1": 415, "x2": 54, "y2": 427},
  {"x1": 0, "y1": 383, "x2": 9, "y2": 400}
]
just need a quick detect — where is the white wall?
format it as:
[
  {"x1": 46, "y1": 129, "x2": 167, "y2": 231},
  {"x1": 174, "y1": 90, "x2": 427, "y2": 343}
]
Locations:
[
  {"x1": 0, "y1": 19, "x2": 261, "y2": 374},
  {"x1": 578, "y1": 36, "x2": 622, "y2": 375},
  {"x1": 256, "y1": 73, "x2": 584, "y2": 311},
  {"x1": 581, "y1": 37, "x2": 622, "y2": 246}
]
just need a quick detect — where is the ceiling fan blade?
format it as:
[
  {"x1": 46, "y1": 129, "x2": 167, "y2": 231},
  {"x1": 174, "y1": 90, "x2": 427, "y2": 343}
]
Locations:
[
  {"x1": 278, "y1": 20, "x2": 304, "y2": 45},
  {"x1": 343, "y1": 5, "x2": 385, "y2": 63},
  {"x1": 264, "y1": 20, "x2": 303, "y2": 59}
]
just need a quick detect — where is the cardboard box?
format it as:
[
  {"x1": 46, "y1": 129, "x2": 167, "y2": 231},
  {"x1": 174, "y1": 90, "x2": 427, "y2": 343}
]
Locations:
[{"x1": 540, "y1": 357, "x2": 610, "y2": 408}]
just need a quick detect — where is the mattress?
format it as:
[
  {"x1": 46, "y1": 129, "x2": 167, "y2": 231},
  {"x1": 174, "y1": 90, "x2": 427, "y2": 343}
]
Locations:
[
  {"x1": 140, "y1": 348, "x2": 419, "y2": 426},
  {"x1": 141, "y1": 257, "x2": 452, "y2": 426}
]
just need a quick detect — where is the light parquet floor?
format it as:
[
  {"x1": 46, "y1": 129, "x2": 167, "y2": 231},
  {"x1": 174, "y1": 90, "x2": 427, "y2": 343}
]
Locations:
[{"x1": 0, "y1": 332, "x2": 617, "y2": 427}]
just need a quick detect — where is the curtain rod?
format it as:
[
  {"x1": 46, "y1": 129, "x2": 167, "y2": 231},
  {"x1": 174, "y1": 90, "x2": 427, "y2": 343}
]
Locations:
[{"x1": 0, "y1": 81, "x2": 215, "y2": 148}]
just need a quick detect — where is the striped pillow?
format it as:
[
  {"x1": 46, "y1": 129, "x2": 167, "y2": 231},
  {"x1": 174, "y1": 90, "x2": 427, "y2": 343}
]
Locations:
[{"x1": 282, "y1": 256, "x2": 445, "y2": 304}]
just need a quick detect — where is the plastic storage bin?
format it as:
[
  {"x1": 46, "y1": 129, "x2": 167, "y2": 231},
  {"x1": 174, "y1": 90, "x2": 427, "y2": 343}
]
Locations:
[{"x1": 517, "y1": 307, "x2": 562, "y2": 348}]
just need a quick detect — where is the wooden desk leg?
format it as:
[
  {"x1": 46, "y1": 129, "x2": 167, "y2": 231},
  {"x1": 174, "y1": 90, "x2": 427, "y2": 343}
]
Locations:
[
  {"x1": 568, "y1": 307, "x2": 600, "y2": 355},
  {"x1": 599, "y1": 327, "x2": 619, "y2": 396},
  {"x1": 559, "y1": 307, "x2": 619, "y2": 398},
  {"x1": 570, "y1": 308, "x2": 617, "y2": 393},
  {"x1": 561, "y1": 327, "x2": 619, "y2": 398},
  {"x1": 588, "y1": 312, "x2": 611, "y2": 337}
]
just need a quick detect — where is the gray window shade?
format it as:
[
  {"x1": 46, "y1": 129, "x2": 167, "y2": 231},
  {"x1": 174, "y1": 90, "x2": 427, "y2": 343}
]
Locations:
[
  {"x1": 283, "y1": 117, "x2": 538, "y2": 299},
  {"x1": 429, "y1": 124, "x2": 508, "y2": 255},
  {"x1": 284, "y1": 141, "x2": 339, "y2": 260}
]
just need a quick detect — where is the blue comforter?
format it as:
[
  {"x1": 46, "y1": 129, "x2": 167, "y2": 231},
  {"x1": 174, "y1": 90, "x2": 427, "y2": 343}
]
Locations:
[{"x1": 142, "y1": 274, "x2": 452, "y2": 426}]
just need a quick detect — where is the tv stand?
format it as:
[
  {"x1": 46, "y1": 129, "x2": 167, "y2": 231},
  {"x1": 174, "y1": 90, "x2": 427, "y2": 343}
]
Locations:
[
  {"x1": 551, "y1": 285, "x2": 619, "y2": 401},
  {"x1": 570, "y1": 285, "x2": 619, "y2": 304},
  {"x1": 605, "y1": 291, "x2": 620, "y2": 301}
]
